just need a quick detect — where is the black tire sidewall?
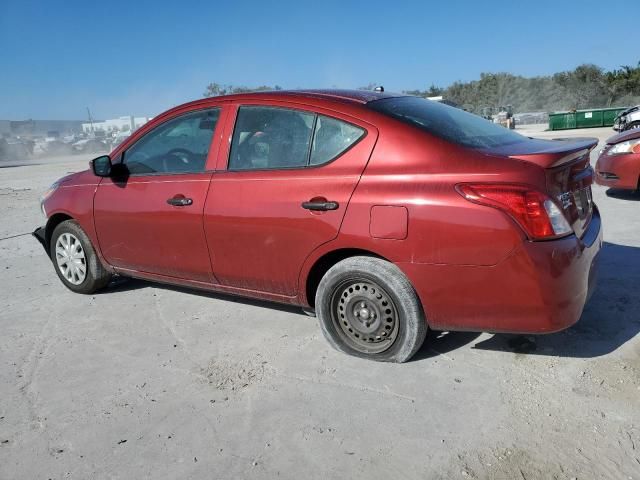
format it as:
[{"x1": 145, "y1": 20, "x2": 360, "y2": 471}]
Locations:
[
  {"x1": 315, "y1": 256, "x2": 427, "y2": 363},
  {"x1": 49, "y1": 220, "x2": 110, "y2": 294}
]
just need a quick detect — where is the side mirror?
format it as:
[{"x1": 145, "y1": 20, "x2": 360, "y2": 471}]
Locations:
[{"x1": 91, "y1": 155, "x2": 112, "y2": 177}]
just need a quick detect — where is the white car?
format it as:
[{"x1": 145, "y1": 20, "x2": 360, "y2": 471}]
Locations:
[{"x1": 613, "y1": 105, "x2": 640, "y2": 132}]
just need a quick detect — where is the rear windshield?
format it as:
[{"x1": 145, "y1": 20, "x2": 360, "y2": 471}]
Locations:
[{"x1": 368, "y1": 96, "x2": 527, "y2": 149}]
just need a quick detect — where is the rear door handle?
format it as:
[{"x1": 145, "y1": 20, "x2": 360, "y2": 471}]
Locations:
[
  {"x1": 301, "y1": 201, "x2": 339, "y2": 211},
  {"x1": 167, "y1": 195, "x2": 193, "y2": 206}
]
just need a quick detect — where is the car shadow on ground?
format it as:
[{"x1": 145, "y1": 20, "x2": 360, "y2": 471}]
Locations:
[
  {"x1": 424, "y1": 241, "x2": 640, "y2": 360},
  {"x1": 103, "y1": 242, "x2": 639, "y2": 361},
  {"x1": 412, "y1": 331, "x2": 483, "y2": 360},
  {"x1": 605, "y1": 188, "x2": 640, "y2": 201},
  {"x1": 106, "y1": 277, "x2": 308, "y2": 317}
]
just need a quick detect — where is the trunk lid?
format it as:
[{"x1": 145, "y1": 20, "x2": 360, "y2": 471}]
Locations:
[{"x1": 485, "y1": 137, "x2": 598, "y2": 239}]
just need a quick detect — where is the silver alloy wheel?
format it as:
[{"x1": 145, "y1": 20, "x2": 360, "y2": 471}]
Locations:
[{"x1": 55, "y1": 232, "x2": 87, "y2": 285}]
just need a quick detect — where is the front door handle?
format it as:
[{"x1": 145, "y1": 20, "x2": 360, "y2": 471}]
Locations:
[
  {"x1": 167, "y1": 195, "x2": 193, "y2": 207},
  {"x1": 301, "y1": 200, "x2": 339, "y2": 211}
]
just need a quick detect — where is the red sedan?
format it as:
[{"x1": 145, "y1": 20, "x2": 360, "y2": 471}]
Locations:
[
  {"x1": 34, "y1": 90, "x2": 602, "y2": 362},
  {"x1": 595, "y1": 128, "x2": 640, "y2": 191}
]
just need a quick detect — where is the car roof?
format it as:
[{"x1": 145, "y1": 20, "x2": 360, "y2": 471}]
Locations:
[
  {"x1": 257, "y1": 89, "x2": 403, "y2": 104},
  {"x1": 180, "y1": 89, "x2": 404, "y2": 110},
  {"x1": 145, "y1": 89, "x2": 408, "y2": 131}
]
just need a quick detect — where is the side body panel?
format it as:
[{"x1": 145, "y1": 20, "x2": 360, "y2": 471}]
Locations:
[
  {"x1": 94, "y1": 172, "x2": 214, "y2": 282},
  {"x1": 92, "y1": 103, "x2": 227, "y2": 282},
  {"x1": 204, "y1": 101, "x2": 379, "y2": 296},
  {"x1": 296, "y1": 119, "x2": 543, "y2": 303},
  {"x1": 295, "y1": 117, "x2": 601, "y2": 334}
]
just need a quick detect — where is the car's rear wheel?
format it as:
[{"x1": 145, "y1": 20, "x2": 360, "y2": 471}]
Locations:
[
  {"x1": 50, "y1": 220, "x2": 112, "y2": 294},
  {"x1": 315, "y1": 256, "x2": 427, "y2": 363}
]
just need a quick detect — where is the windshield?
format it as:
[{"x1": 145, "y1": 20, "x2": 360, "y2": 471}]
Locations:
[{"x1": 368, "y1": 96, "x2": 527, "y2": 149}]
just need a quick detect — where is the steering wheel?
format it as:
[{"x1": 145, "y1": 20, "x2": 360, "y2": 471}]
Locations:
[{"x1": 163, "y1": 148, "x2": 195, "y2": 172}]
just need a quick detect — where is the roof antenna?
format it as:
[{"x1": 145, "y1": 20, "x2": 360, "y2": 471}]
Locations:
[{"x1": 374, "y1": 86, "x2": 384, "y2": 92}]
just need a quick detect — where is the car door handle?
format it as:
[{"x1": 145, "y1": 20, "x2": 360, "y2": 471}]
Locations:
[
  {"x1": 301, "y1": 200, "x2": 339, "y2": 211},
  {"x1": 167, "y1": 195, "x2": 193, "y2": 206}
]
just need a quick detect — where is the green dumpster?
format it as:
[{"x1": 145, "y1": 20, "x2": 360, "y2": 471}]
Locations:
[
  {"x1": 576, "y1": 110, "x2": 603, "y2": 128},
  {"x1": 549, "y1": 112, "x2": 576, "y2": 130},
  {"x1": 549, "y1": 107, "x2": 628, "y2": 130},
  {"x1": 603, "y1": 108, "x2": 624, "y2": 126}
]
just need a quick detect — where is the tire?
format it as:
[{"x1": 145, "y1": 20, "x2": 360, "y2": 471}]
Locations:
[
  {"x1": 50, "y1": 220, "x2": 112, "y2": 294},
  {"x1": 624, "y1": 121, "x2": 640, "y2": 131},
  {"x1": 315, "y1": 256, "x2": 427, "y2": 363}
]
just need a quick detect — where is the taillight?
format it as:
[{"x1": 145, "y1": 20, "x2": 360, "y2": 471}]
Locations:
[{"x1": 456, "y1": 183, "x2": 573, "y2": 240}]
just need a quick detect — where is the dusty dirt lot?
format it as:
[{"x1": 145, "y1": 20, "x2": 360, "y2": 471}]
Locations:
[{"x1": 1, "y1": 128, "x2": 639, "y2": 479}]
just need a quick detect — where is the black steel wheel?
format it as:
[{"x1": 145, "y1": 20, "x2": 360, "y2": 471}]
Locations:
[
  {"x1": 331, "y1": 279, "x2": 400, "y2": 354},
  {"x1": 316, "y1": 256, "x2": 427, "y2": 363}
]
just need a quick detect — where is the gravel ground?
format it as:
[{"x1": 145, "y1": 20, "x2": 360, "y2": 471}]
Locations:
[{"x1": 0, "y1": 128, "x2": 639, "y2": 480}]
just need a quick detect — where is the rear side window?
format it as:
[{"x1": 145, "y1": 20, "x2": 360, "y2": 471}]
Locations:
[
  {"x1": 368, "y1": 96, "x2": 526, "y2": 149},
  {"x1": 310, "y1": 116, "x2": 365, "y2": 166},
  {"x1": 228, "y1": 106, "x2": 365, "y2": 170}
]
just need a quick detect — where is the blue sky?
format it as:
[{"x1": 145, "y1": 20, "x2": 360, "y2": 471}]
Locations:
[{"x1": 1, "y1": 0, "x2": 638, "y2": 120}]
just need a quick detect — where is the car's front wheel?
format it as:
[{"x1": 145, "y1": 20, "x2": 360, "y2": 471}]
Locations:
[
  {"x1": 315, "y1": 256, "x2": 427, "y2": 363},
  {"x1": 50, "y1": 220, "x2": 112, "y2": 294}
]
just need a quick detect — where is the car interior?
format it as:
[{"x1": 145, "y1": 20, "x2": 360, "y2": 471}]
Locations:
[
  {"x1": 229, "y1": 107, "x2": 364, "y2": 170},
  {"x1": 229, "y1": 107, "x2": 313, "y2": 170},
  {"x1": 123, "y1": 109, "x2": 220, "y2": 174}
]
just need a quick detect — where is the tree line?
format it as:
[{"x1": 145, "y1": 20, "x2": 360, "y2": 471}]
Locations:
[
  {"x1": 204, "y1": 62, "x2": 640, "y2": 114},
  {"x1": 203, "y1": 83, "x2": 283, "y2": 97},
  {"x1": 406, "y1": 63, "x2": 640, "y2": 114}
]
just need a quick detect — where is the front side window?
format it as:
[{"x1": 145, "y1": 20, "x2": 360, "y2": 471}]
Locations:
[
  {"x1": 228, "y1": 107, "x2": 366, "y2": 170},
  {"x1": 124, "y1": 108, "x2": 220, "y2": 174}
]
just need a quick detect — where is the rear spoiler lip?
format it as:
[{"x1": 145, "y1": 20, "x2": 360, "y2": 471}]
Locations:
[
  {"x1": 546, "y1": 148, "x2": 591, "y2": 168},
  {"x1": 503, "y1": 137, "x2": 598, "y2": 169}
]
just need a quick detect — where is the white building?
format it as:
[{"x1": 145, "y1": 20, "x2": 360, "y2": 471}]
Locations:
[{"x1": 82, "y1": 116, "x2": 150, "y2": 134}]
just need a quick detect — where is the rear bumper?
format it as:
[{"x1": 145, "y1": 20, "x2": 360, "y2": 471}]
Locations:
[{"x1": 398, "y1": 207, "x2": 603, "y2": 334}]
